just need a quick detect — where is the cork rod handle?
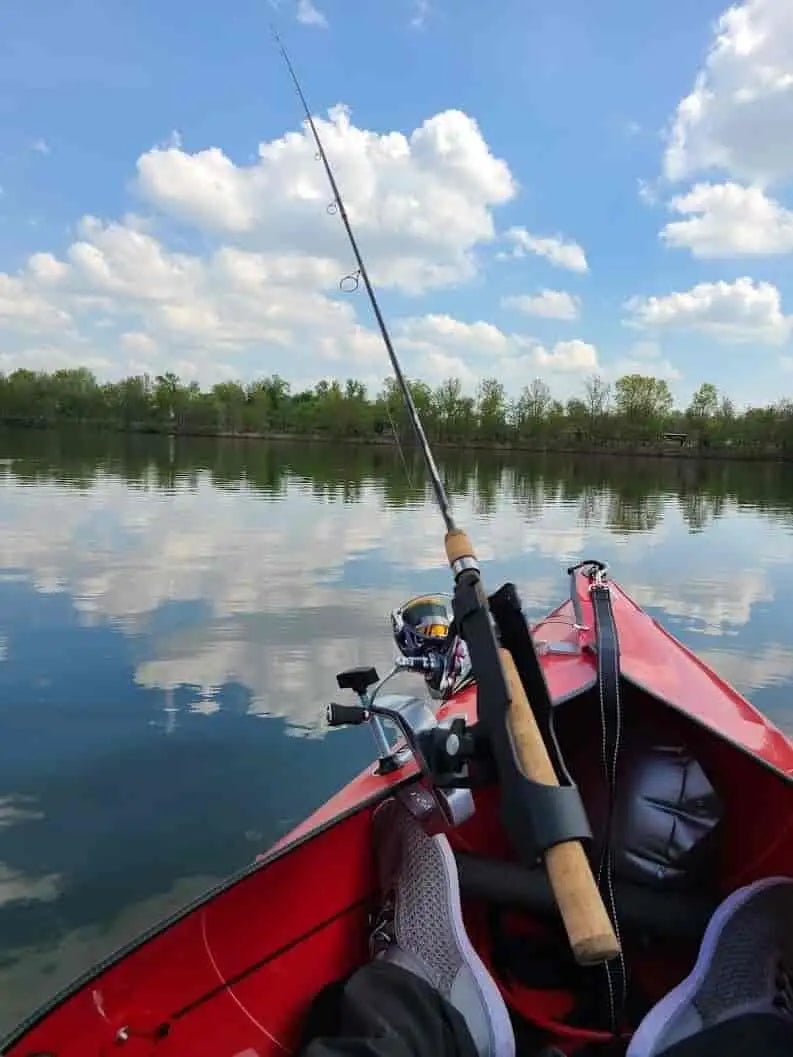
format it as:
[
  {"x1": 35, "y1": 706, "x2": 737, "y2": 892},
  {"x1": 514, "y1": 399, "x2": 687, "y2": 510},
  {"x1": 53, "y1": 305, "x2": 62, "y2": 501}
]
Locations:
[{"x1": 444, "y1": 529, "x2": 620, "y2": 966}]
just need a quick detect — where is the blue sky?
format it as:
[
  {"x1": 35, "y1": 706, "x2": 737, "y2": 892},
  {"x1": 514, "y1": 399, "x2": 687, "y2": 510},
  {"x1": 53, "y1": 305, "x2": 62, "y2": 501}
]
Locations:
[{"x1": 1, "y1": 0, "x2": 792, "y2": 407}]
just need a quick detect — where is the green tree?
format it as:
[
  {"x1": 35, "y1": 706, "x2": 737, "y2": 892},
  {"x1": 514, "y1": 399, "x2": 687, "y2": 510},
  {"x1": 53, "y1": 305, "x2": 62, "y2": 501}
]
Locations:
[
  {"x1": 338, "y1": 378, "x2": 370, "y2": 436},
  {"x1": 583, "y1": 374, "x2": 611, "y2": 440},
  {"x1": 154, "y1": 372, "x2": 182, "y2": 426},
  {"x1": 686, "y1": 382, "x2": 719, "y2": 448},
  {"x1": 51, "y1": 368, "x2": 101, "y2": 421},
  {"x1": 434, "y1": 378, "x2": 466, "y2": 440},
  {"x1": 476, "y1": 378, "x2": 507, "y2": 441},
  {"x1": 614, "y1": 374, "x2": 673, "y2": 441},
  {"x1": 565, "y1": 398, "x2": 588, "y2": 441},
  {"x1": 106, "y1": 375, "x2": 153, "y2": 427},
  {"x1": 687, "y1": 382, "x2": 719, "y2": 420},
  {"x1": 212, "y1": 382, "x2": 247, "y2": 433},
  {"x1": 513, "y1": 379, "x2": 551, "y2": 439}
]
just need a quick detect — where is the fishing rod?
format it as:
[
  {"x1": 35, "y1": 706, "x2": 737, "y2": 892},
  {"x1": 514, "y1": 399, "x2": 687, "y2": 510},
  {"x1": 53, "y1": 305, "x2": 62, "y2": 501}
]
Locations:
[{"x1": 273, "y1": 29, "x2": 620, "y2": 968}]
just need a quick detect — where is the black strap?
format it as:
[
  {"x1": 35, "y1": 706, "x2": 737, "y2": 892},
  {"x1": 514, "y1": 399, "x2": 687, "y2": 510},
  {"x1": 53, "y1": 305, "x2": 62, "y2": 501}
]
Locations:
[
  {"x1": 591, "y1": 580, "x2": 621, "y2": 826},
  {"x1": 589, "y1": 575, "x2": 627, "y2": 1033}
]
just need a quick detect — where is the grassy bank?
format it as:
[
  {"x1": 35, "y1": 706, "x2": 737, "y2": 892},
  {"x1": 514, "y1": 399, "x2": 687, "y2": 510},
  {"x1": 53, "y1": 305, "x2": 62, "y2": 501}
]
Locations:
[{"x1": 2, "y1": 417, "x2": 790, "y2": 464}]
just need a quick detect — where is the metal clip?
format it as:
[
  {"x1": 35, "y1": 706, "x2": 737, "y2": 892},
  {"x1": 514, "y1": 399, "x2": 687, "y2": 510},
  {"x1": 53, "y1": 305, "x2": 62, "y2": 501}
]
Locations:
[{"x1": 589, "y1": 564, "x2": 608, "y2": 591}]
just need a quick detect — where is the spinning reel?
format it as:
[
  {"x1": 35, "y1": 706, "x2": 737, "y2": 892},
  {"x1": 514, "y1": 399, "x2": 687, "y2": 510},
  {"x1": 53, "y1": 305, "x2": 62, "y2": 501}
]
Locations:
[{"x1": 390, "y1": 593, "x2": 472, "y2": 700}]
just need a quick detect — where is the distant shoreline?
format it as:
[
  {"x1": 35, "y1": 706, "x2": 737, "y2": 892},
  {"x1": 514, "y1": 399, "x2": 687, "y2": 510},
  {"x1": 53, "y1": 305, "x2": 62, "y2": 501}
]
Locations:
[
  {"x1": 1, "y1": 420, "x2": 790, "y2": 464},
  {"x1": 3, "y1": 368, "x2": 791, "y2": 464}
]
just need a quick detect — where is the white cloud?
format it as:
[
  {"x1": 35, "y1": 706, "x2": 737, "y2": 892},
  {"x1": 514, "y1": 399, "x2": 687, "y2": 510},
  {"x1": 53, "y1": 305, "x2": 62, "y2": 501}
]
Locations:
[
  {"x1": 0, "y1": 106, "x2": 597, "y2": 394},
  {"x1": 31, "y1": 138, "x2": 50, "y2": 155},
  {"x1": 393, "y1": 329, "x2": 599, "y2": 397},
  {"x1": 606, "y1": 340, "x2": 682, "y2": 382},
  {"x1": 629, "y1": 340, "x2": 662, "y2": 360},
  {"x1": 532, "y1": 339, "x2": 597, "y2": 372},
  {"x1": 120, "y1": 331, "x2": 157, "y2": 356},
  {"x1": 411, "y1": 0, "x2": 430, "y2": 28},
  {"x1": 66, "y1": 216, "x2": 205, "y2": 302},
  {"x1": 395, "y1": 315, "x2": 507, "y2": 389},
  {"x1": 0, "y1": 107, "x2": 577, "y2": 398},
  {"x1": 28, "y1": 252, "x2": 69, "y2": 283},
  {"x1": 395, "y1": 314, "x2": 599, "y2": 384},
  {"x1": 638, "y1": 178, "x2": 660, "y2": 206},
  {"x1": 501, "y1": 289, "x2": 580, "y2": 320},
  {"x1": 624, "y1": 277, "x2": 791, "y2": 344},
  {"x1": 661, "y1": 182, "x2": 793, "y2": 257},
  {"x1": 0, "y1": 863, "x2": 60, "y2": 907},
  {"x1": 413, "y1": 348, "x2": 480, "y2": 389},
  {"x1": 697, "y1": 644, "x2": 793, "y2": 696},
  {"x1": 624, "y1": 565, "x2": 773, "y2": 635},
  {"x1": 0, "y1": 796, "x2": 41, "y2": 829},
  {"x1": 296, "y1": 0, "x2": 328, "y2": 27},
  {"x1": 0, "y1": 274, "x2": 72, "y2": 330},
  {"x1": 398, "y1": 313, "x2": 510, "y2": 355},
  {"x1": 136, "y1": 106, "x2": 516, "y2": 295},
  {"x1": 0, "y1": 224, "x2": 386, "y2": 386},
  {"x1": 664, "y1": 0, "x2": 793, "y2": 186},
  {"x1": 0, "y1": 346, "x2": 113, "y2": 375},
  {"x1": 503, "y1": 227, "x2": 589, "y2": 273}
]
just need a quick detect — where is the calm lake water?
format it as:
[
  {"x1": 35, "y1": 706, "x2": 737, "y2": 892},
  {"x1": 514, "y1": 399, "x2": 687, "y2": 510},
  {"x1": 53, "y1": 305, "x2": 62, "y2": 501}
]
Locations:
[{"x1": 1, "y1": 428, "x2": 793, "y2": 1035}]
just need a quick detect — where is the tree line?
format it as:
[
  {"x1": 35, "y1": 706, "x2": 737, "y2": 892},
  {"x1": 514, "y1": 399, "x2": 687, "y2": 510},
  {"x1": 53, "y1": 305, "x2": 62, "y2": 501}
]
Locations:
[{"x1": 1, "y1": 367, "x2": 792, "y2": 455}]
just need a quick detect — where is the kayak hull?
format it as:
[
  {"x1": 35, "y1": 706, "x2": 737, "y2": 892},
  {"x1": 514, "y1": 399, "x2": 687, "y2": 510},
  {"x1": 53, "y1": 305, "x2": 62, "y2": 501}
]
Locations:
[{"x1": 4, "y1": 570, "x2": 793, "y2": 1057}]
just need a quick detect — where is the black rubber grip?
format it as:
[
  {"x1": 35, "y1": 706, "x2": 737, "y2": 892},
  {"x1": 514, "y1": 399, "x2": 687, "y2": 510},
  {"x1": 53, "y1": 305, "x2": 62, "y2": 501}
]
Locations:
[{"x1": 326, "y1": 702, "x2": 368, "y2": 727}]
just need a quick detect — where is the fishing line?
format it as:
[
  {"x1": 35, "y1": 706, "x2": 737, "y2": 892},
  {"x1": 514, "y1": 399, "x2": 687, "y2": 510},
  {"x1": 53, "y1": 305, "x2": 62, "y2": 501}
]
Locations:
[
  {"x1": 331, "y1": 265, "x2": 413, "y2": 488},
  {"x1": 384, "y1": 401, "x2": 415, "y2": 492},
  {"x1": 271, "y1": 25, "x2": 450, "y2": 529}
]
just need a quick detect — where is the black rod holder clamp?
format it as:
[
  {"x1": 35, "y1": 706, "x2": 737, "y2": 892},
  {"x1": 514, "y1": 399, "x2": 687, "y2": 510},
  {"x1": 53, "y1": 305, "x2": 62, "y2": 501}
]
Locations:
[{"x1": 453, "y1": 575, "x2": 592, "y2": 864}]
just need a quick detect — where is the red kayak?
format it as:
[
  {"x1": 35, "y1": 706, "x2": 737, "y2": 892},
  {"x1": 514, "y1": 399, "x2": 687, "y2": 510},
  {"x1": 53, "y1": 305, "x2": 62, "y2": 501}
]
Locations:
[{"x1": 3, "y1": 562, "x2": 793, "y2": 1057}]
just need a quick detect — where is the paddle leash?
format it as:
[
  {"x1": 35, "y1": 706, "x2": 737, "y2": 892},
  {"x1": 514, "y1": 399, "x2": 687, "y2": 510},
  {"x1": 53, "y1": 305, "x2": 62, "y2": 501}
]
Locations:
[{"x1": 273, "y1": 30, "x2": 620, "y2": 967}]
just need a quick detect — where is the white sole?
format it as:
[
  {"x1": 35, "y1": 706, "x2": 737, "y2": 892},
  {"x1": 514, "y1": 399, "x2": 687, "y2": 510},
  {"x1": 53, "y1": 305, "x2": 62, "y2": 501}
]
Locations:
[
  {"x1": 433, "y1": 828, "x2": 516, "y2": 1057},
  {"x1": 375, "y1": 797, "x2": 515, "y2": 1057},
  {"x1": 627, "y1": 876, "x2": 793, "y2": 1057}
]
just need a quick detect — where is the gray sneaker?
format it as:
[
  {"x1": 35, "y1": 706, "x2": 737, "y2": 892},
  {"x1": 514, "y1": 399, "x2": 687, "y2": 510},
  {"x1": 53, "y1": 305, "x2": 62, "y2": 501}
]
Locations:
[
  {"x1": 627, "y1": 876, "x2": 793, "y2": 1057},
  {"x1": 371, "y1": 796, "x2": 515, "y2": 1057}
]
